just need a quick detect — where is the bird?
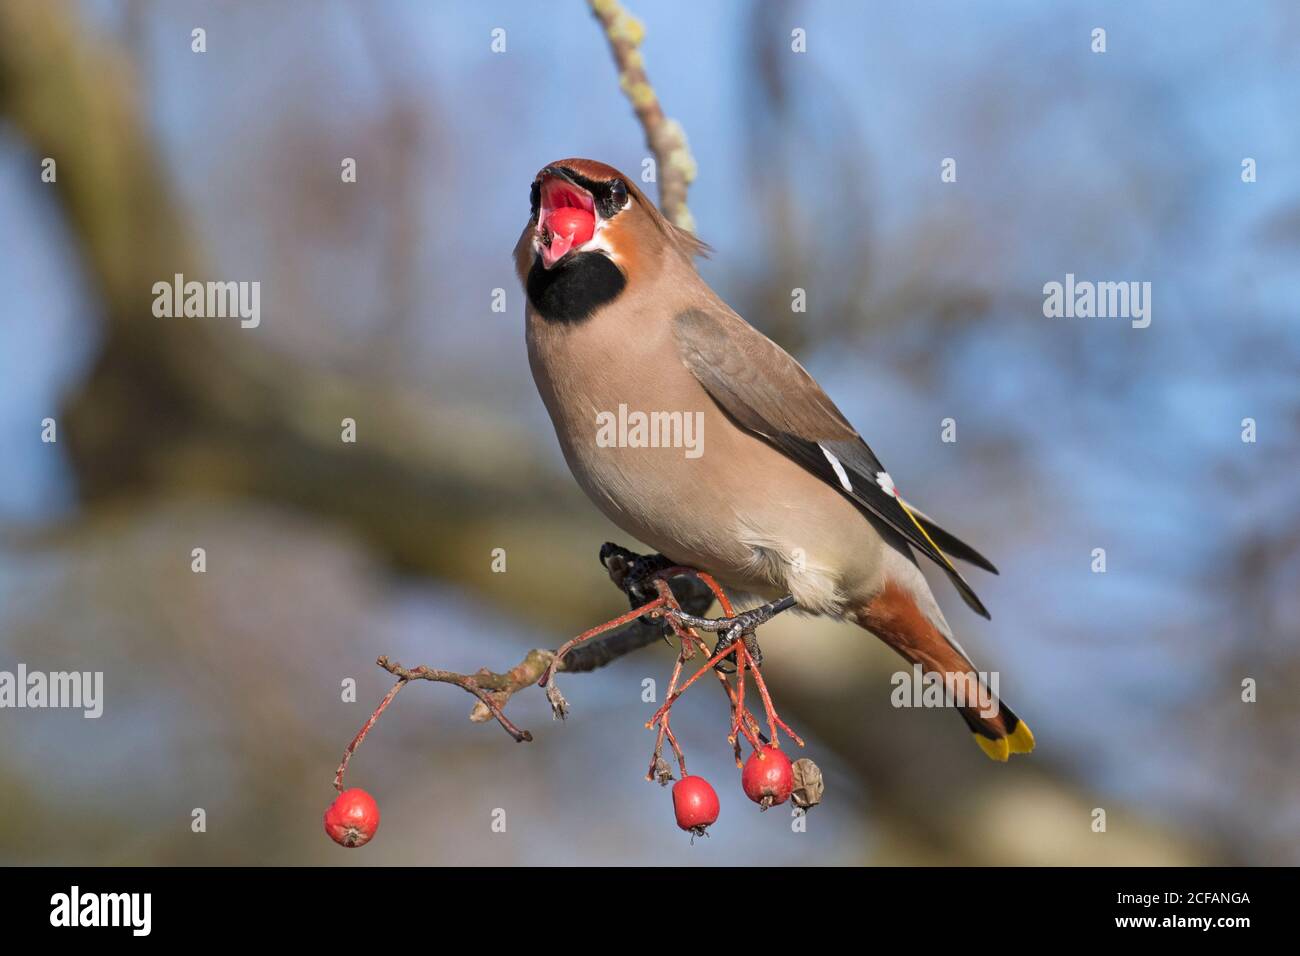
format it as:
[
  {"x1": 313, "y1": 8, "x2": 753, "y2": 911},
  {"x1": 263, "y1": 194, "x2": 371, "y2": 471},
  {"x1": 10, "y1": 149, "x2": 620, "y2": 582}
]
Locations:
[{"x1": 514, "y1": 158, "x2": 1033, "y2": 761}]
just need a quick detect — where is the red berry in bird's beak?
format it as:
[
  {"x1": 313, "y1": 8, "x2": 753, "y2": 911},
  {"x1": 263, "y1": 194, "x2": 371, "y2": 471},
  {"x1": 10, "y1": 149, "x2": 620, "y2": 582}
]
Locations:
[
  {"x1": 540, "y1": 206, "x2": 595, "y2": 270},
  {"x1": 323, "y1": 788, "x2": 381, "y2": 848},
  {"x1": 741, "y1": 746, "x2": 794, "y2": 810},
  {"x1": 672, "y1": 775, "x2": 720, "y2": 837}
]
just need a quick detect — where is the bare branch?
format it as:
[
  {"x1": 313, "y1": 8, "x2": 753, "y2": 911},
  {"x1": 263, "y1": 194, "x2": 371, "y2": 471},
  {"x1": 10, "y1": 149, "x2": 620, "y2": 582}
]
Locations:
[
  {"x1": 332, "y1": 548, "x2": 722, "y2": 790},
  {"x1": 587, "y1": 0, "x2": 698, "y2": 231},
  {"x1": 330, "y1": 534, "x2": 818, "y2": 805}
]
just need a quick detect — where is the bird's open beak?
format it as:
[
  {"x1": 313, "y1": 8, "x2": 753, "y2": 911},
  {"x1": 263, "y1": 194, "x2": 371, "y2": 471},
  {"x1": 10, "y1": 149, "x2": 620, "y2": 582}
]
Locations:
[{"x1": 536, "y1": 171, "x2": 598, "y2": 270}]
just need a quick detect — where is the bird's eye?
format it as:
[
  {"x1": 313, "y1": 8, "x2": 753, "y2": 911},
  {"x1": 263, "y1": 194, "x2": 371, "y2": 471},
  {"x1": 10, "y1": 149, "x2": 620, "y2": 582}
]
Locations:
[
  {"x1": 530, "y1": 181, "x2": 541, "y2": 217},
  {"x1": 609, "y1": 180, "x2": 627, "y2": 205}
]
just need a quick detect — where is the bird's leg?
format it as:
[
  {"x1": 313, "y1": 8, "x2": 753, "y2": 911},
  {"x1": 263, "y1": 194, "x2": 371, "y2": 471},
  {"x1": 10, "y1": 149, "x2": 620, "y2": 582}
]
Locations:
[
  {"x1": 665, "y1": 593, "x2": 798, "y2": 673},
  {"x1": 666, "y1": 594, "x2": 798, "y2": 634}
]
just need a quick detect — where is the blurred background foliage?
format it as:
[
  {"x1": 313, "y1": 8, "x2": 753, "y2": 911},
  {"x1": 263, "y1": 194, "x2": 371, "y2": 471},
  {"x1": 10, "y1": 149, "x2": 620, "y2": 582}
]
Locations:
[{"x1": 0, "y1": 0, "x2": 1297, "y2": 864}]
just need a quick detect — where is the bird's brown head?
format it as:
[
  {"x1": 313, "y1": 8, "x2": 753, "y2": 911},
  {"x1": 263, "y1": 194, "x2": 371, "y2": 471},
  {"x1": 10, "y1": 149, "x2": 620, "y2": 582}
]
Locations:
[{"x1": 515, "y1": 158, "x2": 705, "y2": 323}]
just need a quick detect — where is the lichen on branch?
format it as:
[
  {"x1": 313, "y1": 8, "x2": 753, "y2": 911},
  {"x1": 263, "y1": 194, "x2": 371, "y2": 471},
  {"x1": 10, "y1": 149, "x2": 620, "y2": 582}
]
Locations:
[{"x1": 587, "y1": 0, "x2": 698, "y2": 233}]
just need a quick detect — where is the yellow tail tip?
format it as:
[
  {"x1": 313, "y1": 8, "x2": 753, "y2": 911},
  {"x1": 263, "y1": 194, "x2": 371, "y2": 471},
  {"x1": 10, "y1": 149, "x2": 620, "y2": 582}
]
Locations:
[
  {"x1": 974, "y1": 733, "x2": 1010, "y2": 761},
  {"x1": 1008, "y1": 719, "x2": 1036, "y2": 754},
  {"x1": 973, "y1": 720, "x2": 1035, "y2": 761}
]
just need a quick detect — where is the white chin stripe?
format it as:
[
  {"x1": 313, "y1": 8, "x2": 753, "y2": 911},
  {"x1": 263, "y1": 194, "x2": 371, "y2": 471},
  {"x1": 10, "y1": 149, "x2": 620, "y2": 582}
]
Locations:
[{"x1": 820, "y1": 445, "x2": 854, "y2": 493}]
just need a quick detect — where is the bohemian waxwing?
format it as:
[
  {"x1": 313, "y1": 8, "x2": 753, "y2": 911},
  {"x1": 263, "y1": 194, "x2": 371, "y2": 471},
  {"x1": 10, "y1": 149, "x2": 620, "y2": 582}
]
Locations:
[{"x1": 515, "y1": 158, "x2": 1033, "y2": 760}]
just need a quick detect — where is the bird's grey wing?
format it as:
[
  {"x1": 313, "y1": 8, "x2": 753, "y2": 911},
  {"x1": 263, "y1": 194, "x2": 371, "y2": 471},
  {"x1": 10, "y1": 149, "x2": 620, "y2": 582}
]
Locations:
[{"x1": 673, "y1": 306, "x2": 993, "y2": 618}]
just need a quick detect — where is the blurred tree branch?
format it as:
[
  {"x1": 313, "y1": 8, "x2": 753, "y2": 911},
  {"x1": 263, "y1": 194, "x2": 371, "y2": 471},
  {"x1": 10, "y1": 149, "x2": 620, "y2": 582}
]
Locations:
[
  {"x1": 0, "y1": 0, "x2": 597, "y2": 623},
  {"x1": 588, "y1": 0, "x2": 697, "y2": 232}
]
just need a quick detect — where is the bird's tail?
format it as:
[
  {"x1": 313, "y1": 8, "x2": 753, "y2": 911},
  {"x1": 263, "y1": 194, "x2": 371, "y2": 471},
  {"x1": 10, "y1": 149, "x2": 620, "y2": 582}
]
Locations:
[
  {"x1": 854, "y1": 581, "x2": 1035, "y2": 761},
  {"x1": 960, "y1": 696, "x2": 1035, "y2": 762}
]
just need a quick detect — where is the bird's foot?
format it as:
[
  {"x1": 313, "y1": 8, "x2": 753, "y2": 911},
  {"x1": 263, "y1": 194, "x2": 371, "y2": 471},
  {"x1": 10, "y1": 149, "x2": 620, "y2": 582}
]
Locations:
[
  {"x1": 600, "y1": 543, "x2": 674, "y2": 625},
  {"x1": 665, "y1": 595, "x2": 797, "y2": 671},
  {"x1": 710, "y1": 631, "x2": 763, "y2": 674},
  {"x1": 665, "y1": 595, "x2": 797, "y2": 641}
]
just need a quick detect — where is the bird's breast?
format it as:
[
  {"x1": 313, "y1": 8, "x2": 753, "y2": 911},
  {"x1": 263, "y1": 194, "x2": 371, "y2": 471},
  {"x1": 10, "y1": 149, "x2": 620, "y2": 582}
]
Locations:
[
  {"x1": 523, "y1": 296, "x2": 885, "y2": 605},
  {"x1": 526, "y1": 304, "x2": 733, "y2": 554}
]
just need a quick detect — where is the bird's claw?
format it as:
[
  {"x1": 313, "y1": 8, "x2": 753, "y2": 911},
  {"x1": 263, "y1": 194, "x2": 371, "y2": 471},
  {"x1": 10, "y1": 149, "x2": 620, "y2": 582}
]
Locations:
[
  {"x1": 663, "y1": 597, "x2": 797, "y2": 672},
  {"x1": 600, "y1": 543, "x2": 674, "y2": 626},
  {"x1": 711, "y1": 629, "x2": 764, "y2": 673}
]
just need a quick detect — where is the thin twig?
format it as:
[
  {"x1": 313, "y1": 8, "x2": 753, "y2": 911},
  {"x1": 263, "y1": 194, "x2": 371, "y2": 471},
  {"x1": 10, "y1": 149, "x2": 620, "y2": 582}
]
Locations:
[
  {"x1": 332, "y1": 547, "x2": 800, "y2": 794},
  {"x1": 332, "y1": 554, "x2": 716, "y2": 791},
  {"x1": 541, "y1": 596, "x2": 669, "y2": 718},
  {"x1": 334, "y1": 676, "x2": 409, "y2": 792},
  {"x1": 378, "y1": 655, "x2": 537, "y2": 743},
  {"x1": 587, "y1": 0, "x2": 697, "y2": 232}
]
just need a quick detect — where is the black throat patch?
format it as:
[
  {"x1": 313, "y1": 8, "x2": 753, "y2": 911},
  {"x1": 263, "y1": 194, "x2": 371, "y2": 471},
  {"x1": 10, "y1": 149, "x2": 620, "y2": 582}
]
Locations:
[{"x1": 526, "y1": 251, "x2": 626, "y2": 324}]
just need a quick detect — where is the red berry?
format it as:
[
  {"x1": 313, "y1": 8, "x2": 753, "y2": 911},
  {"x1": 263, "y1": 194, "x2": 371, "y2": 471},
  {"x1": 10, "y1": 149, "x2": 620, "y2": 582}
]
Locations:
[
  {"x1": 543, "y1": 206, "x2": 595, "y2": 247},
  {"x1": 741, "y1": 746, "x2": 794, "y2": 809},
  {"x1": 323, "y1": 788, "x2": 380, "y2": 848},
  {"x1": 672, "y1": 775, "x2": 720, "y2": 835}
]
